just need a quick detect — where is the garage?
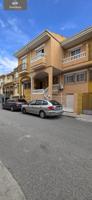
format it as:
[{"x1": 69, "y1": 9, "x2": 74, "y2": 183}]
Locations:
[{"x1": 65, "y1": 94, "x2": 74, "y2": 112}]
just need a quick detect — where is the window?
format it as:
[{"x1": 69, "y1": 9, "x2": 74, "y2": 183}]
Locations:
[
  {"x1": 30, "y1": 100, "x2": 36, "y2": 105},
  {"x1": 18, "y1": 99, "x2": 27, "y2": 103},
  {"x1": 71, "y1": 48, "x2": 80, "y2": 57},
  {"x1": 36, "y1": 100, "x2": 43, "y2": 105},
  {"x1": 21, "y1": 57, "x2": 27, "y2": 70},
  {"x1": 7, "y1": 99, "x2": 15, "y2": 103},
  {"x1": 50, "y1": 100, "x2": 61, "y2": 106},
  {"x1": 43, "y1": 101, "x2": 48, "y2": 105},
  {"x1": 23, "y1": 82, "x2": 31, "y2": 89},
  {"x1": 21, "y1": 56, "x2": 27, "y2": 64},
  {"x1": 15, "y1": 72, "x2": 18, "y2": 79},
  {"x1": 76, "y1": 72, "x2": 87, "y2": 82},
  {"x1": 64, "y1": 74, "x2": 75, "y2": 84},
  {"x1": 64, "y1": 71, "x2": 87, "y2": 84},
  {"x1": 36, "y1": 48, "x2": 44, "y2": 56}
]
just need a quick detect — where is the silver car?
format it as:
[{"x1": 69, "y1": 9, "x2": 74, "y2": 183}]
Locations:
[{"x1": 21, "y1": 99, "x2": 63, "y2": 118}]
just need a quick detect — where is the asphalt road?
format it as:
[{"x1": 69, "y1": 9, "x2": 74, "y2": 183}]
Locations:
[{"x1": 0, "y1": 106, "x2": 92, "y2": 200}]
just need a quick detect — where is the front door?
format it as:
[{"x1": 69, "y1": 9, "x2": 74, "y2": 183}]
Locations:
[{"x1": 66, "y1": 94, "x2": 74, "y2": 112}]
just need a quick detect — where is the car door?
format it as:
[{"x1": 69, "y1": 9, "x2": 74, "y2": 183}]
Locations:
[
  {"x1": 35, "y1": 100, "x2": 43, "y2": 115},
  {"x1": 5, "y1": 100, "x2": 11, "y2": 109},
  {"x1": 28, "y1": 100, "x2": 36, "y2": 114}
]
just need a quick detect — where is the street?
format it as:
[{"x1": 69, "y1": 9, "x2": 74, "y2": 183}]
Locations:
[{"x1": 0, "y1": 107, "x2": 92, "y2": 200}]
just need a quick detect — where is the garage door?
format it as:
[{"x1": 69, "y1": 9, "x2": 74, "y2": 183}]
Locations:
[{"x1": 65, "y1": 94, "x2": 74, "y2": 112}]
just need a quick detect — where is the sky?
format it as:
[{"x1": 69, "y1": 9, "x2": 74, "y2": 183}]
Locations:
[{"x1": 0, "y1": 0, "x2": 92, "y2": 74}]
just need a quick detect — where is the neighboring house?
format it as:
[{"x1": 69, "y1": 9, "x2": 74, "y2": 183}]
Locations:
[
  {"x1": 0, "y1": 75, "x2": 5, "y2": 102},
  {"x1": 3, "y1": 72, "x2": 14, "y2": 98},
  {"x1": 0, "y1": 75, "x2": 5, "y2": 95},
  {"x1": 61, "y1": 27, "x2": 92, "y2": 114},
  {"x1": 0, "y1": 68, "x2": 19, "y2": 100}
]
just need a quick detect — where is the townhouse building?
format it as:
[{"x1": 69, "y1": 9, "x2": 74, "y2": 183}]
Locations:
[
  {"x1": 14, "y1": 27, "x2": 92, "y2": 114},
  {"x1": 3, "y1": 72, "x2": 14, "y2": 98},
  {"x1": 0, "y1": 26, "x2": 92, "y2": 114},
  {"x1": 15, "y1": 31, "x2": 65, "y2": 102},
  {"x1": 61, "y1": 27, "x2": 92, "y2": 114},
  {"x1": 0, "y1": 67, "x2": 19, "y2": 99}
]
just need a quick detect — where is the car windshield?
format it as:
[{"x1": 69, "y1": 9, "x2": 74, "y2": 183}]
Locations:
[{"x1": 50, "y1": 100, "x2": 61, "y2": 106}]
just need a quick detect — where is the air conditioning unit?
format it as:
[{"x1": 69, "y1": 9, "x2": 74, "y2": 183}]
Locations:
[
  {"x1": 59, "y1": 84, "x2": 64, "y2": 90},
  {"x1": 11, "y1": 0, "x2": 19, "y2": 6}
]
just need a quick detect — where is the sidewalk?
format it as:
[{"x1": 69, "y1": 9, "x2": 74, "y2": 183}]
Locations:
[
  {"x1": 76, "y1": 114, "x2": 92, "y2": 122},
  {"x1": 63, "y1": 112, "x2": 92, "y2": 122},
  {"x1": 63, "y1": 111, "x2": 77, "y2": 118},
  {"x1": 0, "y1": 161, "x2": 26, "y2": 200}
]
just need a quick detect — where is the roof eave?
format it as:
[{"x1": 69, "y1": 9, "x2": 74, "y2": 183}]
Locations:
[
  {"x1": 14, "y1": 30, "x2": 51, "y2": 58},
  {"x1": 61, "y1": 26, "x2": 92, "y2": 49}
]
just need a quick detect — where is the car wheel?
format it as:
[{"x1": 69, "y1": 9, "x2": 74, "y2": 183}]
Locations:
[
  {"x1": 39, "y1": 111, "x2": 45, "y2": 119},
  {"x1": 22, "y1": 108, "x2": 26, "y2": 114},
  {"x1": 11, "y1": 106, "x2": 14, "y2": 112}
]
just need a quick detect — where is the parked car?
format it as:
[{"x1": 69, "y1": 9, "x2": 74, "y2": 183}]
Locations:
[
  {"x1": 22, "y1": 99, "x2": 63, "y2": 118},
  {"x1": 2, "y1": 98, "x2": 27, "y2": 111}
]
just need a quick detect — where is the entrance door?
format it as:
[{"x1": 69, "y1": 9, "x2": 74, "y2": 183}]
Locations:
[{"x1": 66, "y1": 94, "x2": 74, "y2": 112}]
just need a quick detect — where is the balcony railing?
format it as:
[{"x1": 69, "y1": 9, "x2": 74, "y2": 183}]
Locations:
[
  {"x1": 32, "y1": 84, "x2": 62, "y2": 95},
  {"x1": 32, "y1": 89, "x2": 45, "y2": 94},
  {"x1": 31, "y1": 53, "x2": 45, "y2": 63},
  {"x1": 63, "y1": 51, "x2": 87, "y2": 64}
]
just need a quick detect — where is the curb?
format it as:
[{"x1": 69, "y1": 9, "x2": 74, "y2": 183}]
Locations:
[
  {"x1": 0, "y1": 161, "x2": 26, "y2": 200},
  {"x1": 63, "y1": 112, "x2": 77, "y2": 118},
  {"x1": 63, "y1": 113, "x2": 92, "y2": 122}
]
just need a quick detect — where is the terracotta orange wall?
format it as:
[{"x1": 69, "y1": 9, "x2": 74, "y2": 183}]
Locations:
[
  {"x1": 50, "y1": 37, "x2": 63, "y2": 69},
  {"x1": 18, "y1": 36, "x2": 64, "y2": 71},
  {"x1": 30, "y1": 38, "x2": 51, "y2": 67},
  {"x1": 62, "y1": 42, "x2": 89, "y2": 69},
  {"x1": 64, "y1": 82, "x2": 88, "y2": 93}
]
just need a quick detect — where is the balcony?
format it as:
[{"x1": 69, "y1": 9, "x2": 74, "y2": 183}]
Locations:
[
  {"x1": 19, "y1": 63, "x2": 28, "y2": 75},
  {"x1": 31, "y1": 53, "x2": 47, "y2": 70},
  {"x1": 4, "y1": 79, "x2": 14, "y2": 85},
  {"x1": 32, "y1": 84, "x2": 62, "y2": 96},
  {"x1": 63, "y1": 51, "x2": 87, "y2": 64}
]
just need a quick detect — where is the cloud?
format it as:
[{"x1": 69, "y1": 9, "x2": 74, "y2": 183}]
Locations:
[
  {"x1": 60, "y1": 22, "x2": 77, "y2": 31},
  {"x1": 0, "y1": 52, "x2": 17, "y2": 74},
  {"x1": 0, "y1": 17, "x2": 30, "y2": 47},
  {"x1": 7, "y1": 18, "x2": 21, "y2": 32}
]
